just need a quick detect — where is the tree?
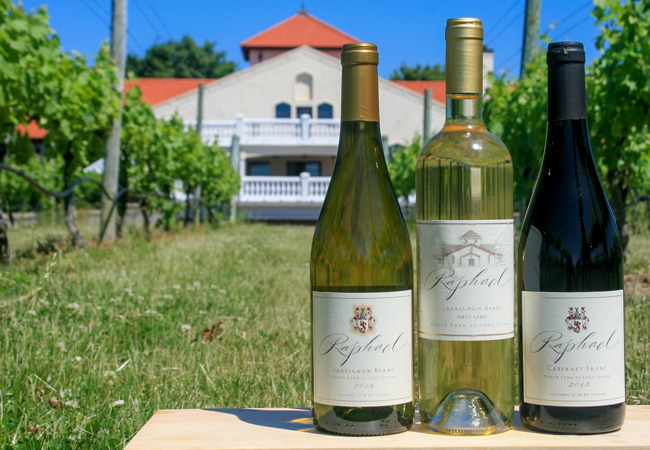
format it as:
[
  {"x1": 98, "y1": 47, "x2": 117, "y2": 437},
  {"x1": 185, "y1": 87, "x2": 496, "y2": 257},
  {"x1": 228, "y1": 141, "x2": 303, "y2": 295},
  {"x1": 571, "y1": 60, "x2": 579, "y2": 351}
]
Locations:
[
  {"x1": 197, "y1": 142, "x2": 240, "y2": 222},
  {"x1": 121, "y1": 88, "x2": 176, "y2": 239},
  {"x1": 0, "y1": 153, "x2": 62, "y2": 221},
  {"x1": 588, "y1": 0, "x2": 650, "y2": 250},
  {"x1": 483, "y1": 49, "x2": 548, "y2": 213},
  {"x1": 120, "y1": 89, "x2": 240, "y2": 238},
  {"x1": 390, "y1": 63, "x2": 445, "y2": 81},
  {"x1": 0, "y1": 0, "x2": 62, "y2": 263},
  {"x1": 41, "y1": 44, "x2": 119, "y2": 247},
  {"x1": 484, "y1": 0, "x2": 650, "y2": 251},
  {"x1": 387, "y1": 137, "x2": 422, "y2": 202},
  {"x1": 126, "y1": 35, "x2": 236, "y2": 78}
]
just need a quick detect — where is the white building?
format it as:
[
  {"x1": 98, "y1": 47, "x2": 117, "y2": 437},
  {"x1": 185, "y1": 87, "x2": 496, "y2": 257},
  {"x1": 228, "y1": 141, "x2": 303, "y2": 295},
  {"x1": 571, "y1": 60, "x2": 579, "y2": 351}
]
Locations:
[{"x1": 132, "y1": 10, "x2": 492, "y2": 220}]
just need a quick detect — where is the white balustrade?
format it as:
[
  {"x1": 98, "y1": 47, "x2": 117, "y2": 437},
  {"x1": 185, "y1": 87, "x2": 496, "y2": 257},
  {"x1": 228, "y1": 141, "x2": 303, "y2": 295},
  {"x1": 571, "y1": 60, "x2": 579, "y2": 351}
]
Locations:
[
  {"x1": 239, "y1": 173, "x2": 330, "y2": 204},
  {"x1": 196, "y1": 116, "x2": 340, "y2": 146}
]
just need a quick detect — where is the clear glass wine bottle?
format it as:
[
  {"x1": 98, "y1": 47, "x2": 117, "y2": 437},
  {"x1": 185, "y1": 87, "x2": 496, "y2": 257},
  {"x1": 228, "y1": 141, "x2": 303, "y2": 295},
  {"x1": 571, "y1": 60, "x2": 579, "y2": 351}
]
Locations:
[{"x1": 416, "y1": 18, "x2": 514, "y2": 435}]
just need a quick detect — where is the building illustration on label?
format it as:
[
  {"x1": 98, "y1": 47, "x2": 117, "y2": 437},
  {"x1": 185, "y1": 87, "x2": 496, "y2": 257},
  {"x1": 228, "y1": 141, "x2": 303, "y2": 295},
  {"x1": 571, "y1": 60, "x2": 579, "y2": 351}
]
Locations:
[
  {"x1": 438, "y1": 230, "x2": 505, "y2": 267},
  {"x1": 351, "y1": 306, "x2": 375, "y2": 334},
  {"x1": 566, "y1": 306, "x2": 589, "y2": 333}
]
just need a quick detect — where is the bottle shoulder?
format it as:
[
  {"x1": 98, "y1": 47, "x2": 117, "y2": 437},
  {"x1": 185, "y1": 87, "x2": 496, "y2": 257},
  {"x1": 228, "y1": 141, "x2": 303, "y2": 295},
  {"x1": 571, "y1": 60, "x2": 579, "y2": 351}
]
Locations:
[
  {"x1": 312, "y1": 199, "x2": 412, "y2": 253},
  {"x1": 311, "y1": 120, "x2": 413, "y2": 282},
  {"x1": 521, "y1": 177, "x2": 620, "y2": 241},
  {"x1": 419, "y1": 125, "x2": 512, "y2": 167},
  {"x1": 518, "y1": 183, "x2": 623, "y2": 292}
]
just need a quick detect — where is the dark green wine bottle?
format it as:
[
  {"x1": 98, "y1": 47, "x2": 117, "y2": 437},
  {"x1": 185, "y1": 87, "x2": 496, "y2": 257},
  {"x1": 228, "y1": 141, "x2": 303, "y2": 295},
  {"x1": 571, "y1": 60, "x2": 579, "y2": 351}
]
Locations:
[
  {"x1": 518, "y1": 41, "x2": 625, "y2": 434},
  {"x1": 310, "y1": 42, "x2": 414, "y2": 436}
]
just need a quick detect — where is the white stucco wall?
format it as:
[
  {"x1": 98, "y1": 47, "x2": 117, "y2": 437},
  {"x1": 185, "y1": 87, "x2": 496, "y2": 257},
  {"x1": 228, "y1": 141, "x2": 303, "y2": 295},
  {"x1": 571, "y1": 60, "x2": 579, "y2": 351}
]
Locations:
[{"x1": 153, "y1": 46, "x2": 445, "y2": 148}]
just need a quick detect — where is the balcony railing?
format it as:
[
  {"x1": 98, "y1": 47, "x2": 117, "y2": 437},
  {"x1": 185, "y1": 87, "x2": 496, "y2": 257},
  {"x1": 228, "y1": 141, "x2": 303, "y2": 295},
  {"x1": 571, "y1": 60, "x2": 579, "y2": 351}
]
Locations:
[
  {"x1": 238, "y1": 173, "x2": 330, "y2": 204},
  {"x1": 196, "y1": 114, "x2": 340, "y2": 147}
]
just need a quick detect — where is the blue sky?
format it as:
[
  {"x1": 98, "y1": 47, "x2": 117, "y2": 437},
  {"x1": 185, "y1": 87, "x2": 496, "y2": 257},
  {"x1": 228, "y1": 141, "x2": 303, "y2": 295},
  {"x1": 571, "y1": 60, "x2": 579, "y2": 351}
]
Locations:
[{"x1": 17, "y1": 0, "x2": 601, "y2": 79}]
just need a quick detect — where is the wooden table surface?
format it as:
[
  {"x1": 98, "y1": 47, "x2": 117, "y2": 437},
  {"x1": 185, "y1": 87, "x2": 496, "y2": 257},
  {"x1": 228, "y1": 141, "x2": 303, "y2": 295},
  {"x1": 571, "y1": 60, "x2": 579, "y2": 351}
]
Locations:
[{"x1": 125, "y1": 406, "x2": 650, "y2": 450}]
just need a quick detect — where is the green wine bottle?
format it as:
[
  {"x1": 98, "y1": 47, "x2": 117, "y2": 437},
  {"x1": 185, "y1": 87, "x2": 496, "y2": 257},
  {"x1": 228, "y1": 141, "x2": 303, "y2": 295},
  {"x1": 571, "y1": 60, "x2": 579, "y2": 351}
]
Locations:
[
  {"x1": 416, "y1": 18, "x2": 514, "y2": 435},
  {"x1": 310, "y1": 42, "x2": 414, "y2": 436}
]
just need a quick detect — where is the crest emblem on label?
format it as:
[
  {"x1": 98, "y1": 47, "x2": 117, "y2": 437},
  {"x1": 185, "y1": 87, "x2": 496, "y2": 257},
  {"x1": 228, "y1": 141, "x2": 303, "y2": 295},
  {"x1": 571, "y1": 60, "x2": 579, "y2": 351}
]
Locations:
[
  {"x1": 351, "y1": 306, "x2": 375, "y2": 334},
  {"x1": 566, "y1": 306, "x2": 589, "y2": 333}
]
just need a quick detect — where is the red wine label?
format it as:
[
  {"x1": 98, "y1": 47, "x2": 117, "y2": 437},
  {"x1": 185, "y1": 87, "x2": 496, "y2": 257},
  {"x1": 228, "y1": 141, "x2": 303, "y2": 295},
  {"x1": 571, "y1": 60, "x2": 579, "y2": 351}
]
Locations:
[
  {"x1": 417, "y1": 220, "x2": 514, "y2": 341},
  {"x1": 312, "y1": 290, "x2": 413, "y2": 407},
  {"x1": 522, "y1": 290, "x2": 626, "y2": 407}
]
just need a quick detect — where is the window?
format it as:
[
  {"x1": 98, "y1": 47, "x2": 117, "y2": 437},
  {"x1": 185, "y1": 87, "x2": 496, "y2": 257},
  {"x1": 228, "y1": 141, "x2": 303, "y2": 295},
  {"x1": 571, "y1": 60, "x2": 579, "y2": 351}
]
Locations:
[
  {"x1": 295, "y1": 73, "x2": 313, "y2": 101},
  {"x1": 296, "y1": 106, "x2": 312, "y2": 118},
  {"x1": 317, "y1": 103, "x2": 333, "y2": 119},
  {"x1": 247, "y1": 162, "x2": 271, "y2": 176},
  {"x1": 287, "y1": 161, "x2": 321, "y2": 176},
  {"x1": 275, "y1": 103, "x2": 291, "y2": 118}
]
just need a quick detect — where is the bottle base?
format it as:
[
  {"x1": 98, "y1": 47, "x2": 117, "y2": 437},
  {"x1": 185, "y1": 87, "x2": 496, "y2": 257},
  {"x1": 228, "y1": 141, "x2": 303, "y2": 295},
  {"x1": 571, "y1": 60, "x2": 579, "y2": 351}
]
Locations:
[
  {"x1": 522, "y1": 421, "x2": 622, "y2": 435},
  {"x1": 312, "y1": 405, "x2": 413, "y2": 436},
  {"x1": 520, "y1": 402, "x2": 625, "y2": 435},
  {"x1": 421, "y1": 389, "x2": 511, "y2": 435}
]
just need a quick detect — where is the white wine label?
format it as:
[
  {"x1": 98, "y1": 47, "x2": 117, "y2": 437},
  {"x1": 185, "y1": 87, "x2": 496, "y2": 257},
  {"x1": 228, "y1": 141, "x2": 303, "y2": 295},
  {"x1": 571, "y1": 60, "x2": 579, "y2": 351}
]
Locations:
[
  {"x1": 522, "y1": 290, "x2": 626, "y2": 407},
  {"x1": 312, "y1": 290, "x2": 413, "y2": 407},
  {"x1": 417, "y1": 219, "x2": 514, "y2": 341}
]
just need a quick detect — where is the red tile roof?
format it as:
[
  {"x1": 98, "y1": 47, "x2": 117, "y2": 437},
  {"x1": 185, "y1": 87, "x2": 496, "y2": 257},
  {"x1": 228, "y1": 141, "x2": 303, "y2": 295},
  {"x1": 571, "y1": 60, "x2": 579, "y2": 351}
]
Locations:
[
  {"x1": 19, "y1": 78, "x2": 214, "y2": 139},
  {"x1": 391, "y1": 80, "x2": 446, "y2": 104},
  {"x1": 241, "y1": 11, "x2": 358, "y2": 60},
  {"x1": 124, "y1": 78, "x2": 217, "y2": 106},
  {"x1": 16, "y1": 121, "x2": 47, "y2": 140}
]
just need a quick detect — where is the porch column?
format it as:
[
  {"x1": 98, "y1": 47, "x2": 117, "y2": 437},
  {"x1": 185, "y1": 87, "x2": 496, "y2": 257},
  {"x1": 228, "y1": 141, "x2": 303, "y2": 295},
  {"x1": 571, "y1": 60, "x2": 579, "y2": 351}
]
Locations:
[
  {"x1": 300, "y1": 114, "x2": 310, "y2": 140},
  {"x1": 239, "y1": 159, "x2": 246, "y2": 178},
  {"x1": 235, "y1": 113, "x2": 245, "y2": 138},
  {"x1": 300, "y1": 171, "x2": 310, "y2": 202}
]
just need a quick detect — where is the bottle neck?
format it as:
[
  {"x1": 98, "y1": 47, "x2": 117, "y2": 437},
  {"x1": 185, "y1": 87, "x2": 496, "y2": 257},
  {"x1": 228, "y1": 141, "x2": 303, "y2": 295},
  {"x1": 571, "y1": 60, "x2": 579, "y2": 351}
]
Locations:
[
  {"x1": 548, "y1": 59, "x2": 587, "y2": 121},
  {"x1": 445, "y1": 93, "x2": 484, "y2": 125},
  {"x1": 545, "y1": 50, "x2": 591, "y2": 163},
  {"x1": 341, "y1": 63, "x2": 379, "y2": 123}
]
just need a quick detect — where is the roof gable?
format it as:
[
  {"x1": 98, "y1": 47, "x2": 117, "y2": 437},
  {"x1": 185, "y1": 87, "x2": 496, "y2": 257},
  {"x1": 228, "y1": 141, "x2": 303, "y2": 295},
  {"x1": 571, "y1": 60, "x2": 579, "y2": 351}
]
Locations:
[
  {"x1": 240, "y1": 11, "x2": 358, "y2": 60},
  {"x1": 153, "y1": 45, "x2": 342, "y2": 111},
  {"x1": 20, "y1": 78, "x2": 218, "y2": 139},
  {"x1": 461, "y1": 230, "x2": 482, "y2": 239}
]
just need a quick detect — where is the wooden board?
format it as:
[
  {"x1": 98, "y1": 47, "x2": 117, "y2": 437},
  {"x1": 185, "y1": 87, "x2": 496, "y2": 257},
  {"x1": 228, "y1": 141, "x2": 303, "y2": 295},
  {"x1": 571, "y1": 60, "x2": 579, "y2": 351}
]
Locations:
[{"x1": 125, "y1": 406, "x2": 650, "y2": 450}]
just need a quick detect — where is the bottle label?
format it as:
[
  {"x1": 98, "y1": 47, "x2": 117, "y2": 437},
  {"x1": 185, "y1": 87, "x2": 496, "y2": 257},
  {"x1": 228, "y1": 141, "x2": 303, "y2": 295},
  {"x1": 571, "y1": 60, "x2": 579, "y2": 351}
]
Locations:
[
  {"x1": 417, "y1": 219, "x2": 514, "y2": 341},
  {"x1": 522, "y1": 290, "x2": 626, "y2": 407},
  {"x1": 312, "y1": 290, "x2": 413, "y2": 407}
]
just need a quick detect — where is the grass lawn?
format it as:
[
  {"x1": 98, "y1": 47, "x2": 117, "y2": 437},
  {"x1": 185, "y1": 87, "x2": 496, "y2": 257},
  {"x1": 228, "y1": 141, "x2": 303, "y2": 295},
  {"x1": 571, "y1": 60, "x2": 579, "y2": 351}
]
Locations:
[{"x1": 0, "y1": 223, "x2": 648, "y2": 449}]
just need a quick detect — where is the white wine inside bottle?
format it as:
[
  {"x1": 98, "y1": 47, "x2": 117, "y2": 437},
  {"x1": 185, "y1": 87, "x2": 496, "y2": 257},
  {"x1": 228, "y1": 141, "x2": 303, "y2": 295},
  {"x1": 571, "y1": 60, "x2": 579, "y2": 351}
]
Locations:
[
  {"x1": 416, "y1": 18, "x2": 514, "y2": 435},
  {"x1": 518, "y1": 41, "x2": 625, "y2": 434},
  {"x1": 310, "y1": 43, "x2": 414, "y2": 435}
]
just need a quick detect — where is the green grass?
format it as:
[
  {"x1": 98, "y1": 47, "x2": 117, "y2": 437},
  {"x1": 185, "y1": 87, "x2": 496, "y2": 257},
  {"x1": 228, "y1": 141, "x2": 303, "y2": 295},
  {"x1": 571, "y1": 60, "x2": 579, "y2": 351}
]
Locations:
[
  {"x1": 0, "y1": 223, "x2": 648, "y2": 448},
  {"x1": 1, "y1": 224, "x2": 313, "y2": 448}
]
